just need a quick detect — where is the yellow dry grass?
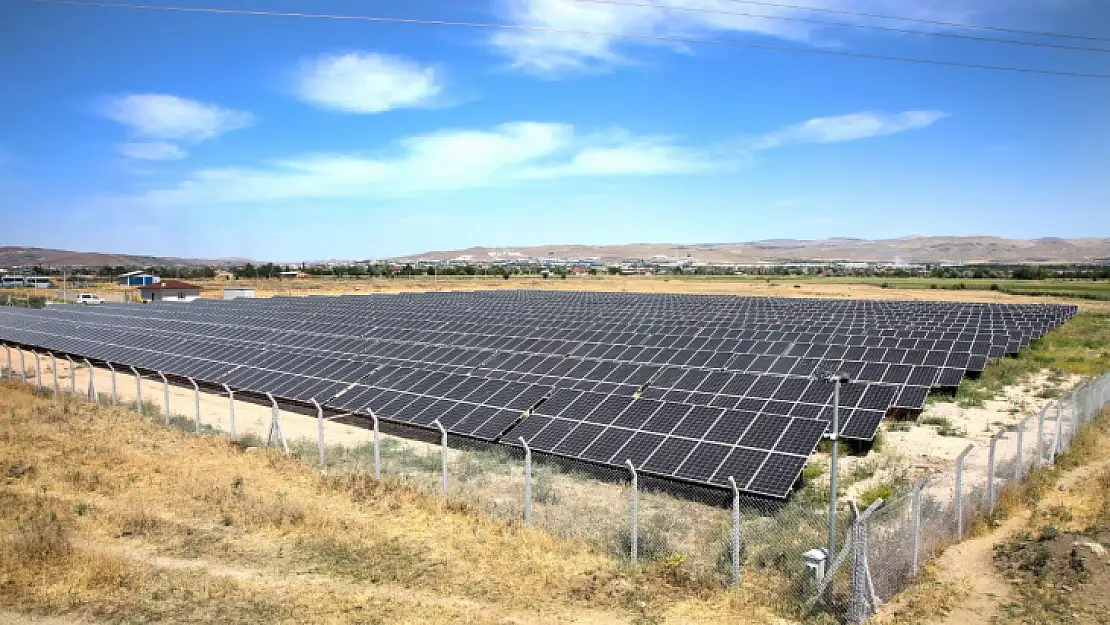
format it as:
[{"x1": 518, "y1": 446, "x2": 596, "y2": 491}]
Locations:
[{"x1": 0, "y1": 382, "x2": 789, "y2": 624}]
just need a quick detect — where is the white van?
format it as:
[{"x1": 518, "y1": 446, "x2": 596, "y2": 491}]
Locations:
[{"x1": 76, "y1": 293, "x2": 104, "y2": 305}]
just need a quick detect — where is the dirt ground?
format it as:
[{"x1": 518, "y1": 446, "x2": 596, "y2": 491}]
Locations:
[{"x1": 36, "y1": 275, "x2": 1109, "y2": 312}]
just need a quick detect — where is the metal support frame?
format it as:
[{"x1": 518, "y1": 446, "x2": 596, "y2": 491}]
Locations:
[
  {"x1": 264, "y1": 393, "x2": 289, "y2": 454},
  {"x1": 520, "y1": 437, "x2": 532, "y2": 525},
  {"x1": 987, "y1": 430, "x2": 1004, "y2": 510},
  {"x1": 847, "y1": 499, "x2": 883, "y2": 624},
  {"x1": 434, "y1": 420, "x2": 448, "y2": 495},
  {"x1": 955, "y1": 444, "x2": 974, "y2": 540},
  {"x1": 83, "y1": 358, "x2": 95, "y2": 400},
  {"x1": 728, "y1": 475, "x2": 741, "y2": 587},
  {"x1": 106, "y1": 362, "x2": 117, "y2": 405},
  {"x1": 157, "y1": 372, "x2": 169, "y2": 424},
  {"x1": 129, "y1": 365, "x2": 141, "y2": 412},
  {"x1": 312, "y1": 398, "x2": 325, "y2": 467},
  {"x1": 627, "y1": 459, "x2": 639, "y2": 564},
  {"x1": 221, "y1": 384, "x2": 236, "y2": 440},
  {"x1": 188, "y1": 377, "x2": 200, "y2": 433},
  {"x1": 370, "y1": 411, "x2": 380, "y2": 479}
]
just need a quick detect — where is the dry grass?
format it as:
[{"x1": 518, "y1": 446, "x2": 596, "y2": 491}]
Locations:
[{"x1": 0, "y1": 382, "x2": 793, "y2": 624}]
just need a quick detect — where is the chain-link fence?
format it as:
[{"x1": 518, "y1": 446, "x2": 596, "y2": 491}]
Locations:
[{"x1": 3, "y1": 344, "x2": 1110, "y2": 623}]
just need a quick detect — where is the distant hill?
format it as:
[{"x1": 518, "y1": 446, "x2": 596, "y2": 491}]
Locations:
[
  {"x1": 396, "y1": 236, "x2": 1110, "y2": 265},
  {"x1": 0, "y1": 246, "x2": 250, "y2": 270}
]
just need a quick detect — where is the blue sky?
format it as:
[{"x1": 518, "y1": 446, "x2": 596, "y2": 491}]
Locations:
[{"x1": 1, "y1": 0, "x2": 1108, "y2": 261}]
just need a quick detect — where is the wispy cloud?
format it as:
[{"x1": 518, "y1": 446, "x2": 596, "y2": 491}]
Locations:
[
  {"x1": 754, "y1": 111, "x2": 948, "y2": 149},
  {"x1": 118, "y1": 109, "x2": 942, "y2": 208},
  {"x1": 294, "y1": 52, "x2": 444, "y2": 114},
  {"x1": 100, "y1": 94, "x2": 253, "y2": 163},
  {"x1": 119, "y1": 141, "x2": 187, "y2": 161},
  {"x1": 489, "y1": 0, "x2": 1046, "y2": 77},
  {"x1": 101, "y1": 94, "x2": 253, "y2": 141}
]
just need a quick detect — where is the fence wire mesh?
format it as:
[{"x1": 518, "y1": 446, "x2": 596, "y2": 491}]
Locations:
[{"x1": 4, "y1": 344, "x2": 1110, "y2": 624}]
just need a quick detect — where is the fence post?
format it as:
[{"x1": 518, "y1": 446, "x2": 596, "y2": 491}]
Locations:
[
  {"x1": 1015, "y1": 414, "x2": 1029, "y2": 481},
  {"x1": 955, "y1": 444, "x2": 973, "y2": 540},
  {"x1": 627, "y1": 459, "x2": 639, "y2": 564},
  {"x1": 987, "y1": 430, "x2": 1004, "y2": 510},
  {"x1": 370, "y1": 411, "x2": 380, "y2": 479},
  {"x1": 83, "y1": 359, "x2": 95, "y2": 400},
  {"x1": 264, "y1": 393, "x2": 289, "y2": 454},
  {"x1": 312, "y1": 398, "x2": 325, "y2": 468},
  {"x1": 129, "y1": 366, "x2": 141, "y2": 412},
  {"x1": 520, "y1": 437, "x2": 532, "y2": 525},
  {"x1": 911, "y1": 479, "x2": 923, "y2": 578},
  {"x1": 728, "y1": 475, "x2": 741, "y2": 587},
  {"x1": 1051, "y1": 400, "x2": 1064, "y2": 462},
  {"x1": 3, "y1": 345, "x2": 10, "y2": 380},
  {"x1": 51, "y1": 353, "x2": 58, "y2": 396},
  {"x1": 34, "y1": 352, "x2": 42, "y2": 390},
  {"x1": 67, "y1": 357, "x2": 76, "y2": 394},
  {"x1": 157, "y1": 372, "x2": 169, "y2": 424},
  {"x1": 19, "y1": 350, "x2": 26, "y2": 384},
  {"x1": 1036, "y1": 405, "x2": 1046, "y2": 468},
  {"x1": 221, "y1": 384, "x2": 236, "y2": 439},
  {"x1": 188, "y1": 377, "x2": 200, "y2": 433},
  {"x1": 433, "y1": 420, "x2": 448, "y2": 495},
  {"x1": 106, "y1": 363, "x2": 117, "y2": 405}
]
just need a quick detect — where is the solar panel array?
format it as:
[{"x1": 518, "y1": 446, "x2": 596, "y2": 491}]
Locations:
[{"x1": 0, "y1": 291, "x2": 1075, "y2": 499}]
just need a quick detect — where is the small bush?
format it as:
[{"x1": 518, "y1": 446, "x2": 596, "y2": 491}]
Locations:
[{"x1": 858, "y1": 482, "x2": 896, "y2": 508}]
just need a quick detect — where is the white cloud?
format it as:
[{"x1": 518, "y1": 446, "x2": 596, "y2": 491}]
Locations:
[
  {"x1": 119, "y1": 141, "x2": 187, "y2": 161},
  {"x1": 127, "y1": 122, "x2": 718, "y2": 208},
  {"x1": 755, "y1": 111, "x2": 948, "y2": 149},
  {"x1": 122, "y1": 109, "x2": 942, "y2": 208},
  {"x1": 295, "y1": 52, "x2": 443, "y2": 114},
  {"x1": 490, "y1": 0, "x2": 1055, "y2": 76},
  {"x1": 101, "y1": 94, "x2": 253, "y2": 141}
]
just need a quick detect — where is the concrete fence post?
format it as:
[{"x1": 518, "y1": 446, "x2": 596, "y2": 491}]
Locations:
[
  {"x1": 3, "y1": 345, "x2": 10, "y2": 380},
  {"x1": 83, "y1": 359, "x2": 95, "y2": 400},
  {"x1": 1036, "y1": 405, "x2": 1046, "y2": 468},
  {"x1": 129, "y1": 366, "x2": 141, "y2": 412},
  {"x1": 728, "y1": 475, "x2": 741, "y2": 587},
  {"x1": 106, "y1": 363, "x2": 117, "y2": 405},
  {"x1": 370, "y1": 412, "x2": 380, "y2": 479},
  {"x1": 221, "y1": 384, "x2": 236, "y2": 440},
  {"x1": 264, "y1": 393, "x2": 289, "y2": 454},
  {"x1": 157, "y1": 372, "x2": 169, "y2": 424},
  {"x1": 51, "y1": 353, "x2": 58, "y2": 396},
  {"x1": 955, "y1": 444, "x2": 973, "y2": 540},
  {"x1": 19, "y1": 350, "x2": 26, "y2": 384},
  {"x1": 188, "y1": 377, "x2": 200, "y2": 433},
  {"x1": 1051, "y1": 400, "x2": 1064, "y2": 462},
  {"x1": 312, "y1": 399, "x2": 325, "y2": 468},
  {"x1": 987, "y1": 430, "x2": 1004, "y2": 510},
  {"x1": 627, "y1": 459, "x2": 639, "y2": 564},
  {"x1": 911, "y1": 479, "x2": 923, "y2": 578},
  {"x1": 34, "y1": 352, "x2": 42, "y2": 390},
  {"x1": 67, "y1": 357, "x2": 76, "y2": 395},
  {"x1": 520, "y1": 437, "x2": 532, "y2": 525},
  {"x1": 1015, "y1": 414, "x2": 1030, "y2": 481},
  {"x1": 433, "y1": 420, "x2": 448, "y2": 495}
]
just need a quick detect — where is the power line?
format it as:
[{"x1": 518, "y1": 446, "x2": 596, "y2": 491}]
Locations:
[
  {"x1": 19, "y1": 0, "x2": 1110, "y2": 79},
  {"x1": 719, "y1": 0, "x2": 1110, "y2": 43},
  {"x1": 573, "y1": 0, "x2": 1110, "y2": 53}
]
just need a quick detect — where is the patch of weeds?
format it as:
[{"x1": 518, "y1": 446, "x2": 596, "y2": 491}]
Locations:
[
  {"x1": 846, "y1": 459, "x2": 879, "y2": 484},
  {"x1": 74, "y1": 502, "x2": 91, "y2": 517},
  {"x1": 296, "y1": 535, "x2": 442, "y2": 584},
  {"x1": 802, "y1": 463, "x2": 825, "y2": 482},
  {"x1": 919, "y1": 416, "x2": 966, "y2": 437},
  {"x1": 858, "y1": 482, "x2": 897, "y2": 508},
  {"x1": 887, "y1": 420, "x2": 913, "y2": 432},
  {"x1": 233, "y1": 433, "x2": 264, "y2": 451},
  {"x1": 532, "y1": 465, "x2": 560, "y2": 504}
]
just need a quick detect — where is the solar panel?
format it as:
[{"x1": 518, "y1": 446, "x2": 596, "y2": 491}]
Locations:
[{"x1": 0, "y1": 291, "x2": 1076, "y2": 499}]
